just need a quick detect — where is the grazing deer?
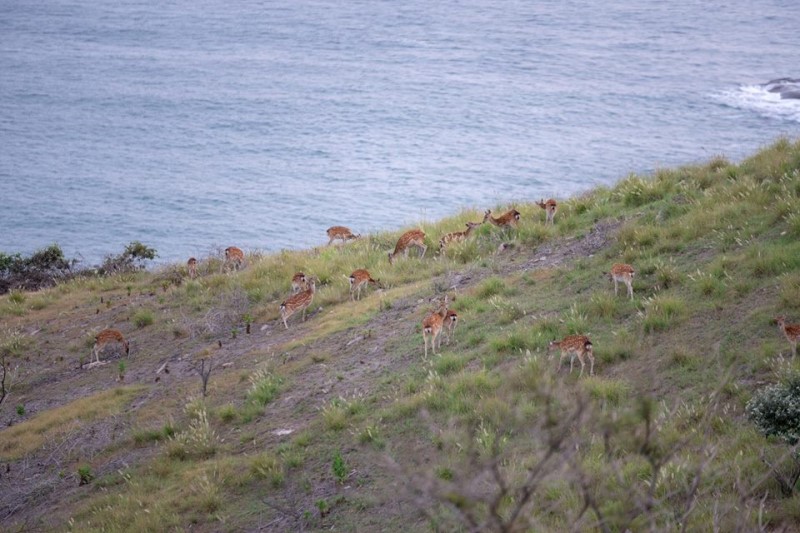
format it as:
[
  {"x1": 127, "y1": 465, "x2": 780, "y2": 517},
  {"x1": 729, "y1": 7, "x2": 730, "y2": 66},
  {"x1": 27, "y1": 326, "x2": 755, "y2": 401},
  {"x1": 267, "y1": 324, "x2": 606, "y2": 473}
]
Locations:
[
  {"x1": 537, "y1": 198, "x2": 558, "y2": 225},
  {"x1": 444, "y1": 309, "x2": 458, "y2": 344},
  {"x1": 439, "y1": 222, "x2": 482, "y2": 254},
  {"x1": 90, "y1": 329, "x2": 129, "y2": 366},
  {"x1": 349, "y1": 269, "x2": 382, "y2": 301},
  {"x1": 224, "y1": 246, "x2": 245, "y2": 272},
  {"x1": 280, "y1": 277, "x2": 316, "y2": 329},
  {"x1": 549, "y1": 335, "x2": 595, "y2": 377},
  {"x1": 187, "y1": 257, "x2": 198, "y2": 279},
  {"x1": 483, "y1": 209, "x2": 521, "y2": 228},
  {"x1": 422, "y1": 296, "x2": 449, "y2": 357},
  {"x1": 388, "y1": 229, "x2": 427, "y2": 265},
  {"x1": 775, "y1": 316, "x2": 800, "y2": 358},
  {"x1": 326, "y1": 226, "x2": 360, "y2": 246},
  {"x1": 291, "y1": 272, "x2": 307, "y2": 293},
  {"x1": 610, "y1": 263, "x2": 635, "y2": 300}
]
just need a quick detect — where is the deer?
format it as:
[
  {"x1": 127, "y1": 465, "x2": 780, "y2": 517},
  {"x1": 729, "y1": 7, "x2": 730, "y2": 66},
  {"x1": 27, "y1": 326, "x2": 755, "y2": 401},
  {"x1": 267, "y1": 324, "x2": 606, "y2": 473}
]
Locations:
[
  {"x1": 388, "y1": 229, "x2": 427, "y2": 265},
  {"x1": 444, "y1": 309, "x2": 458, "y2": 344},
  {"x1": 280, "y1": 277, "x2": 316, "y2": 329},
  {"x1": 483, "y1": 208, "x2": 521, "y2": 228},
  {"x1": 439, "y1": 222, "x2": 482, "y2": 255},
  {"x1": 548, "y1": 334, "x2": 595, "y2": 377},
  {"x1": 422, "y1": 295, "x2": 449, "y2": 357},
  {"x1": 775, "y1": 316, "x2": 800, "y2": 358},
  {"x1": 349, "y1": 269, "x2": 382, "y2": 301},
  {"x1": 89, "y1": 329, "x2": 129, "y2": 367},
  {"x1": 291, "y1": 272, "x2": 307, "y2": 293},
  {"x1": 537, "y1": 198, "x2": 558, "y2": 225},
  {"x1": 223, "y1": 246, "x2": 245, "y2": 272},
  {"x1": 187, "y1": 257, "x2": 198, "y2": 279},
  {"x1": 609, "y1": 263, "x2": 635, "y2": 300},
  {"x1": 326, "y1": 226, "x2": 361, "y2": 246}
]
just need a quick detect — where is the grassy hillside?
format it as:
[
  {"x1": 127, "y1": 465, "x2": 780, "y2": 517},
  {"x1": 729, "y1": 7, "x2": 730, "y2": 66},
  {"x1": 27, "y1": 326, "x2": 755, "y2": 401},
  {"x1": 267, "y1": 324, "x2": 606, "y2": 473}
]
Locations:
[{"x1": 2, "y1": 138, "x2": 800, "y2": 531}]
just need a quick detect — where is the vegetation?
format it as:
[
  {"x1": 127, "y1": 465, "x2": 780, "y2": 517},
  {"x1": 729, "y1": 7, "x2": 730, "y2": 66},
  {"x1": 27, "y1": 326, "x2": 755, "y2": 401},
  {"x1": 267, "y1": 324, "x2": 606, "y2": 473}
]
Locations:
[{"x1": 1, "y1": 139, "x2": 800, "y2": 531}]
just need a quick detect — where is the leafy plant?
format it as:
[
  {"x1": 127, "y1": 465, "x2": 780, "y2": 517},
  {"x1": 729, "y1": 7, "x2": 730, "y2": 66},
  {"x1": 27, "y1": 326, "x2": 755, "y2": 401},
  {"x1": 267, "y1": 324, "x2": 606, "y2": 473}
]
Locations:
[
  {"x1": 78, "y1": 465, "x2": 94, "y2": 485},
  {"x1": 332, "y1": 451, "x2": 347, "y2": 484}
]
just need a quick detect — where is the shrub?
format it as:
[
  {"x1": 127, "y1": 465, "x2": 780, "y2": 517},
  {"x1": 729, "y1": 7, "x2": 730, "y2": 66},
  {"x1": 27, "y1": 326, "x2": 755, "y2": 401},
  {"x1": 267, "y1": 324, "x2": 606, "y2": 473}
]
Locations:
[
  {"x1": 78, "y1": 465, "x2": 94, "y2": 485},
  {"x1": 746, "y1": 373, "x2": 800, "y2": 445},
  {"x1": 100, "y1": 241, "x2": 157, "y2": 274},
  {"x1": 0, "y1": 244, "x2": 74, "y2": 294},
  {"x1": 132, "y1": 308, "x2": 155, "y2": 328}
]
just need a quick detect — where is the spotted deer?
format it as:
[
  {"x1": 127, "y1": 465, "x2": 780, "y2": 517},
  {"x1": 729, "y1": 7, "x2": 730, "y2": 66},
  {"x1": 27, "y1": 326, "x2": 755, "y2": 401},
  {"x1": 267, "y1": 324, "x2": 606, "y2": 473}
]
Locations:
[
  {"x1": 483, "y1": 208, "x2": 521, "y2": 228},
  {"x1": 280, "y1": 277, "x2": 316, "y2": 329},
  {"x1": 291, "y1": 272, "x2": 307, "y2": 293},
  {"x1": 439, "y1": 222, "x2": 482, "y2": 254},
  {"x1": 187, "y1": 257, "x2": 198, "y2": 279},
  {"x1": 422, "y1": 295, "x2": 449, "y2": 357},
  {"x1": 549, "y1": 335, "x2": 595, "y2": 377},
  {"x1": 388, "y1": 229, "x2": 427, "y2": 265},
  {"x1": 610, "y1": 263, "x2": 635, "y2": 300},
  {"x1": 326, "y1": 226, "x2": 361, "y2": 246},
  {"x1": 224, "y1": 246, "x2": 245, "y2": 272},
  {"x1": 775, "y1": 316, "x2": 800, "y2": 358},
  {"x1": 349, "y1": 269, "x2": 382, "y2": 301},
  {"x1": 537, "y1": 198, "x2": 558, "y2": 225},
  {"x1": 444, "y1": 309, "x2": 458, "y2": 344},
  {"x1": 89, "y1": 329, "x2": 129, "y2": 366}
]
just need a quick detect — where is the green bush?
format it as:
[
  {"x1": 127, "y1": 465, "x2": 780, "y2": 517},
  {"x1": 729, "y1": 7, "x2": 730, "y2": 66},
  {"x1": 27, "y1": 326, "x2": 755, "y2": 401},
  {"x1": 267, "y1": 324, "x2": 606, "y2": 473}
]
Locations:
[
  {"x1": 746, "y1": 373, "x2": 800, "y2": 445},
  {"x1": 132, "y1": 308, "x2": 155, "y2": 328}
]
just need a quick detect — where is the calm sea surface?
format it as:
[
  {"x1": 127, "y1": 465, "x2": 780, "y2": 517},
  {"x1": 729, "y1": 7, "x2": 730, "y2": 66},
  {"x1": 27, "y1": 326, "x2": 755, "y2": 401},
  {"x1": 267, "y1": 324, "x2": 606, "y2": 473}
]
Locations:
[{"x1": 2, "y1": 0, "x2": 799, "y2": 264}]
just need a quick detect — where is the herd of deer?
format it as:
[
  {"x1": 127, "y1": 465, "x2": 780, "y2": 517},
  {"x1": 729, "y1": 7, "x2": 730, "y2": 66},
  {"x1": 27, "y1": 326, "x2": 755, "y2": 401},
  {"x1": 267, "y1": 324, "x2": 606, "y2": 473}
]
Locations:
[{"x1": 89, "y1": 198, "x2": 800, "y2": 377}]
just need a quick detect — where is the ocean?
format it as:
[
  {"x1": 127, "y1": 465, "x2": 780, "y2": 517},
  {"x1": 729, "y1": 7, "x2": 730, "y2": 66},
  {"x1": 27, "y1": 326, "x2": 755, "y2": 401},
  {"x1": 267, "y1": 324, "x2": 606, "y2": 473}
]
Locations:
[{"x1": 1, "y1": 0, "x2": 798, "y2": 264}]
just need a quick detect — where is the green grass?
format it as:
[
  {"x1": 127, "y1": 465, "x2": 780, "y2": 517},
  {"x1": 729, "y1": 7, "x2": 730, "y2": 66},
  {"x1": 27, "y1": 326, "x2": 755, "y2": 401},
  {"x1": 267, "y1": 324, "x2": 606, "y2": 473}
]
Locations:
[{"x1": 6, "y1": 139, "x2": 800, "y2": 532}]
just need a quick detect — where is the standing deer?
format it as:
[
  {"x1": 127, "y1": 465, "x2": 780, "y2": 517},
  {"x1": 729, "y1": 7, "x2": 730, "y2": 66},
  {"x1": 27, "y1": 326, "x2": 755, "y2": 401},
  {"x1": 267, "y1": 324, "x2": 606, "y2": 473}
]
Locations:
[
  {"x1": 610, "y1": 263, "x2": 635, "y2": 300},
  {"x1": 291, "y1": 272, "x2": 308, "y2": 293},
  {"x1": 775, "y1": 316, "x2": 800, "y2": 358},
  {"x1": 422, "y1": 295, "x2": 449, "y2": 357},
  {"x1": 187, "y1": 257, "x2": 198, "y2": 279},
  {"x1": 326, "y1": 226, "x2": 361, "y2": 246},
  {"x1": 483, "y1": 209, "x2": 521, "y2": 228},
  {"x1": 537, "y1": 198, "x2": 558, "y2": 225},
  {"x1": 280, "y1": 278, "x2": 317, "y2": 329},
  {"x1": 549, "y1": 335, "x2": 595, "y2": 377},
  {"x1": 349, "y1": 269, "x2": 382, "y2": 301},
  {"x1": 439, "y1": 222, "x2": 482, "y2": 255},
  {"x1": 388, "y1": 229, "x2": 427, "y2": 265},
  {"x1": 224, "y1": 246, "x2": 245, "y2": 272},
  {"x1": 444, "y1": 309, "x2": 459, "y2": 344},
  {"x1": 89, "y1": 329, "x2": 130, "y2": 366}
]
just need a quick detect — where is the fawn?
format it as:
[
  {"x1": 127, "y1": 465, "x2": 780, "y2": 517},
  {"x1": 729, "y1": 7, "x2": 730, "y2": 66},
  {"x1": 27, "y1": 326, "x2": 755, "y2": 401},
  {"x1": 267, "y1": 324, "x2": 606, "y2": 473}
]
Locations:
[
  {"x1": 439, "y1": 222, "x2": 482, "y2": 254},
  {"x1": 549, "y1": 335, "x2": 594, "y2": 377},
  {"x1": 224, "y1": 246, "x2": 245, "y2": 272},
  {"x1": 388, "y1": 229, "x2": 427, "y2": 265},
  {"x1": 327, "y1": 226, "x2": 360, "y2": 246},
  {"x1": 90, "y1": 329, "x2": 129, "y2": 366},
  {"x1": 610, "y1": 263, "x2": 635, "y2": 300},
  {"x1": 775, "y1": 316, "x2": 800, "y2": 358},
  {"x1": 187, "y1": 257, "x2": 198, "y2": 279},
  {"x1": 483, "y1": 209, "x2": 521, "y2": 228},
  {"x1": 422, "y1": 295, "x2": 449, "y2": 357},
  {"x1": 537, "y1": 198, "x2": 558, "y2": 225},
  {"x1": 280, "y1": 277, "x2": 316, "y2": 329},
  {"x1": 291, "y1": 272, "x2": 307, "y2": 293},
  {"x1": 349, "y1": 269, "x2": 382, "y2": 301},
  {"x1": 444, "y1": 309, "x2": 458, "y2": 344}
]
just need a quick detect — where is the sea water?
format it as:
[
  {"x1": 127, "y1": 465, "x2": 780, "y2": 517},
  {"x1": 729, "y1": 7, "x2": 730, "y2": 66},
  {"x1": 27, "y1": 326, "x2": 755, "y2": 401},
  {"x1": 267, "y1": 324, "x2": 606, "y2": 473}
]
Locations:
[{"x1": 1, "y1": 0, "x2": 798, "y2": 264}]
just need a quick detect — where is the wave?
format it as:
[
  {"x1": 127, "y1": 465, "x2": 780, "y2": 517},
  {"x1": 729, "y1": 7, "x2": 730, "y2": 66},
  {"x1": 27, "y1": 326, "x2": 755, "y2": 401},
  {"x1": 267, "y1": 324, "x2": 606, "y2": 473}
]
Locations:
[{"x1": 715, "y1": 79, "x2": 800, "y2": 124}]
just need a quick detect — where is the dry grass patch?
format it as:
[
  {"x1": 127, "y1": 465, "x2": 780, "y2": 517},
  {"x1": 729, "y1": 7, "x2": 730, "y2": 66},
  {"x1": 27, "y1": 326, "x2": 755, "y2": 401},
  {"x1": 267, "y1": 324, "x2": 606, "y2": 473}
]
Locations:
[{"x1": 0, "y1": 385, "x2": 146, "y2": 459}]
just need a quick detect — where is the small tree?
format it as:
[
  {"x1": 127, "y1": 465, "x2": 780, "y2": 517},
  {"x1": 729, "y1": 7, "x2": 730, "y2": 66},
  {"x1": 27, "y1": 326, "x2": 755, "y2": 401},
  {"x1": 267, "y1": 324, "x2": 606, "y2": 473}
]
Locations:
[
  {"x1": 100, "y1": 241, "x2": 157, "y2": 274},
  {"x1": 195, "y1": 354, "x2": 215, "y2": 397}
]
